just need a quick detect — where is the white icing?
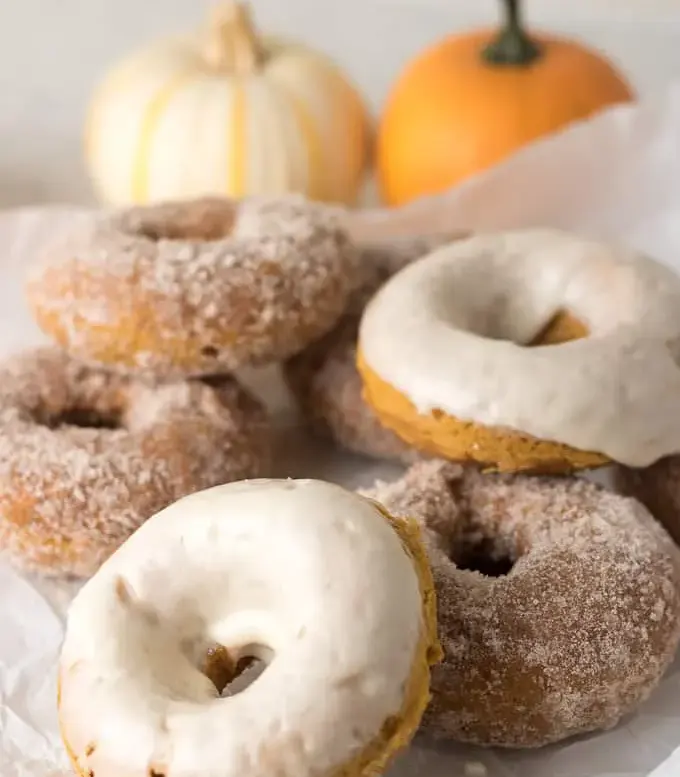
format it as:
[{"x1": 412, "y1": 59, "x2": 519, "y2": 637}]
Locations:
[
  {"x1": 58, "y1": 479, "x2": 423, "y2": 777},
  {"x1": 359, "y1": 229, "x2": 680, "y2": 467}
]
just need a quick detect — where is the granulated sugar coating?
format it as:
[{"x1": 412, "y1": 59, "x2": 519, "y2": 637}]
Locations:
[
  {"x1": 617, "y1": 457, "x2": 680, "y2": 546},
  {"x1": 285, "y1": 312, "x2": 420, "y2": 462},
  {"x1": 361, "y1": 460, "x2": 680, "y2": 748},
  {"x1": 0, "y1": 347, "x2": 271, "y2": 578},
  {"x1": 285, "y1": 233, "x2": 463, "y2": 461},
  {"x1": 25, "y1": 195, "x2": 358, "y2": 377}
]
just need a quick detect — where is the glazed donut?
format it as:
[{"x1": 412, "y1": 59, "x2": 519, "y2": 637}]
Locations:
[
  {"x1": 58, "y1": 478, "x2": 441, "y2": 777},
  {"x1": 358, "y1": 229, "x2": 680, "y2": 473},
  {"x1": 616, "y1": 458, "x2": 680, "y2": 546},
  {"x1": 285, "y1": 234, "x2": 463, "y2": 461},
  {"x1": 0, "y1": 347, "x2": 271, "y2": 577},
  {"x1": 26, "y1": 195, "x2": 357, "y2": 377},
  {"x1": 362, "y1": 460, "x2": 680, "y2": 748}
]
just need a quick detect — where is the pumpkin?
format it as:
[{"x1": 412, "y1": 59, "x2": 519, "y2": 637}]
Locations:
[
  {"x1": 85, "y1": 2, "x2": 372, "y2": 206},
  {"x1": 376, "y1": 0, "x2": 635, "y2": 207}
]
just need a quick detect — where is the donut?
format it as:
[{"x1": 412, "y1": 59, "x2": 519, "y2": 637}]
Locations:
[
  {"x1": 57, "y1": 478, "x2": 441, "y2": 777},
  {"x1": 0, "y1": 347, "x2": 271, "y2": 577},
  {"x1": 358, "y1": 229, "x2": 680, "y2": 473},
  {"x1": 26, "y1": 195, "x2": 358, "y2": 377},
  {"x1": 285, "y1": 233, "x2": 463, "y2": 461},
  {"x1": 616, "y1": 459, "x2": 680, "y2": 546},
  {"x1": 361, "y1": 459, "x2": 680, "y2": 748}
]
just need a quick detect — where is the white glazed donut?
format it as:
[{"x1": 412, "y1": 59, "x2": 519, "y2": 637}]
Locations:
[
  {"x1": 358, "y1": 228, "x2": 680, "y2": 469},
  {"x1": 57, "y1": 479, "x2": 440, "y2": 777}
]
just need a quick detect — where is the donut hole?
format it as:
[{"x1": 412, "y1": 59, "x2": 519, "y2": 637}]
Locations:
[
  {"x1": 140, "y1": 222, "x2": 229, "y2": 242},
  {"x1": 201, "y1": 644, "x2": 268, "y2": 697},
  {"x1": 478, "y1": 310, "x2": 588, "y2": 347},
  {"x1": 136, "y1": 203, "x2": 235, "y2": 243},
  {"x1": 529, "y1": 311, "x2": 589, "y2": 346},
  {"x1": 44, "y1": 406, "x2": 123, "y2": 431},
  {"x1": 451, "y1": 536, "x2": 516, "y2": 578}
]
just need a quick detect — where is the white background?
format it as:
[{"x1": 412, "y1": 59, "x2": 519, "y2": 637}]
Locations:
[{"x1": 0, "y1": 0, "x2": 679, "y2": 208}]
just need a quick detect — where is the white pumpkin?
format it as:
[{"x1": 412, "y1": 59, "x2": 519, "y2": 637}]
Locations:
[{"x1": 85, "y1": 2, "x2": 373, "y2": 206}]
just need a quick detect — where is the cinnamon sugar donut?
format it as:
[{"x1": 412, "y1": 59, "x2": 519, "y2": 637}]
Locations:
[
  {"x1": 285, "y1": 234, "x2": 462, "y2": 461},
  {"x1": 358, "y1": 229, "x2": 680, "y2": 473},
  {"x1": 362, "y1": 460, "x2": 680, "y2": 748},
  {"x1": 26, "y1": 196, "x2": 357, "y2": 377},
  {"x1": 0, "y1": 347, "x2": 271, "y2": 577},
  {"x1": 617, "y1": 459, "x2": 680, "y2": 546}
]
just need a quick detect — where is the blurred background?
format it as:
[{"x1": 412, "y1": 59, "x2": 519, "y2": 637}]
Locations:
[{"x1": 0, "y1": 0, "x2": 679, "y2": 208}]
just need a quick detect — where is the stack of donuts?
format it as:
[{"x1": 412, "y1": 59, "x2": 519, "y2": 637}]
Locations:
[
  {"x1": 1, "y1": 195, "x2": 360, "y2": 578},
  {"x1": 17, "y1": 198, "x2": 680, "y2": 777}
]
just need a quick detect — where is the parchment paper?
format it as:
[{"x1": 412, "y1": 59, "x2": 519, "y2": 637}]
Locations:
[{"x1": 3, "y1": 82, "x2": 680, "y2": 777}]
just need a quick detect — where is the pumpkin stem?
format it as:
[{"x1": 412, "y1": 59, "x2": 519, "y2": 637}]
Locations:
[
  {"x1": 482, "y1": 0, "x2": 541, "y2": 67},
  {"x1": 205, "y1": 1, "x2": 262, "y2": 74}
]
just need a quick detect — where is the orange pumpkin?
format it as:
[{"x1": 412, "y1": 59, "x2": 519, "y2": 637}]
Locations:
[{"x1": 377, "y1": 0, "x2": 635, "y2": 207}]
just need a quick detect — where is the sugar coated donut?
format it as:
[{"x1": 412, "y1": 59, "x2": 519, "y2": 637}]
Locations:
[
  {"x1": 285, "y1": 234, "x2": 463, "y2": 461},
  {"x1": 58, "y1": 478, "x2": 441, "y2": 777},
  {"x1": 617, "y1": 458, "x2": 680, "y2": 546},
  {"x1": 0, "y1": 347, "x2": 271, "y2": 577},
  {"x1": 362, "y1": 460, "x2": 680, "y2": 748},
  {"x1": 286, "y1": 313, "x2": 419, "y2": 463},
  {"x1": 27, "y1": 195, "x2": 357, "y2": 377},
  {"x1": 358, "y1": 229, "x2": 680, "y2": 472}
]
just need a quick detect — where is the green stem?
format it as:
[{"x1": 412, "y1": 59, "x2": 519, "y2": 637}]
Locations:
[{"x1": 482, "y1": 0, "x2": 541, "y2": 67}]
